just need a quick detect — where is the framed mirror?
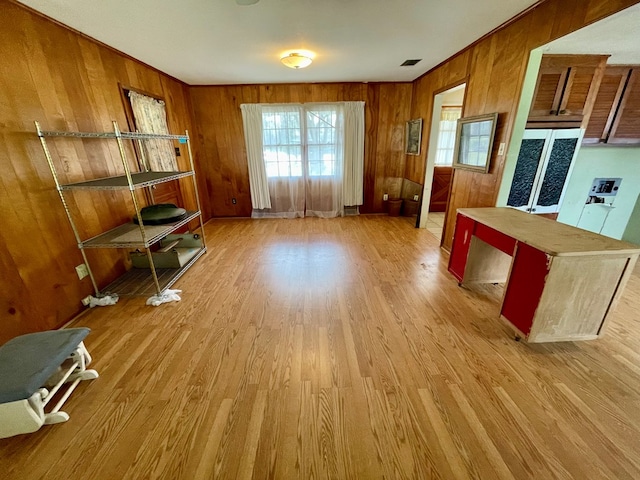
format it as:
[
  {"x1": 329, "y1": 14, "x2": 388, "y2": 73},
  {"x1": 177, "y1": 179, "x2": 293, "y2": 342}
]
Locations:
[{"x1": 452, "y1": 112, "x2": 498, "y2": 173}]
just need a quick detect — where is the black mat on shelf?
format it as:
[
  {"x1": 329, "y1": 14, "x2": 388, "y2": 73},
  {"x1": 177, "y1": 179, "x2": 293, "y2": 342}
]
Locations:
[{"x1": 133, "y1": 204, "x2": 187, "y2": 225}]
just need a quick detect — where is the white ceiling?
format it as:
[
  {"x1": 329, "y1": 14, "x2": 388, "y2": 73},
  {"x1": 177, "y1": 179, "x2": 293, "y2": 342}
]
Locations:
[
  {"x1": 17, "y1": 0, "x2": 539, "y2": 85},
  {"x1": 543, "y1": 3, "x2": 640, "y2": 64}
]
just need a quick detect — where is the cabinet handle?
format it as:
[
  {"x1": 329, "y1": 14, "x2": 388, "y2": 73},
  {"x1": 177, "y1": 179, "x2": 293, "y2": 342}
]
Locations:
[
  {"x1": 532, "y1": 208, "x2": 537, "y2": 212},
  {"x1": 559, "y1": 110, "x2": 567, "y2": 115},
  {"x1": 550, "y1": 110, "x2": 556, "y2": 114}
]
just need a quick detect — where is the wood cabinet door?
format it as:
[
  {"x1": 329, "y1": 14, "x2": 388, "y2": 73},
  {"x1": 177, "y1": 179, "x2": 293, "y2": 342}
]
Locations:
[
  {"x1": 528, "y1": 55, "x2": 608, "y2": 126},
  {"x1": 507, "y1": 129, "x2": 551, "y2": 211},
  {"x1": 531, "y1": 129, "x2": 582, "y2": 214},
  {"x1": 507, "y1": 129, "x2": 581, "y2": 214},
  {"x1": 529, "y1": 62, "x2": 567, "y2": 119},
  {"x1": 583, "y1": 67, "x2": 631, "y2": 143},
  {"x1": 609, "y1": 68, "x2": 640, "y2": 144},
  {"x1": 559, "y1": 63, "x2": 605, "y2": 121}
]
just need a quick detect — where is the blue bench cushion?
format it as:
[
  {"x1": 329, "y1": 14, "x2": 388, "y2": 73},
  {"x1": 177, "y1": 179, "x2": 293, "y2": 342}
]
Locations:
[{"x1": 0, "y1": 328, "x2": 90, "y2": 403}]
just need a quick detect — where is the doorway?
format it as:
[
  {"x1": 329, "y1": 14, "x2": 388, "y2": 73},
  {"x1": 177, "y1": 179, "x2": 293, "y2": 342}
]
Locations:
[{"x1": 419, "y1": 83, "x2": 466, "y2": 241}]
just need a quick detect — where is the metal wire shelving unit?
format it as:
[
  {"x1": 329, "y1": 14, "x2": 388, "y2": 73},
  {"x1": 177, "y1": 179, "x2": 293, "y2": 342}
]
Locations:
[{"x1": 36, "y1": 120, "x2": 207, "y2": 298}]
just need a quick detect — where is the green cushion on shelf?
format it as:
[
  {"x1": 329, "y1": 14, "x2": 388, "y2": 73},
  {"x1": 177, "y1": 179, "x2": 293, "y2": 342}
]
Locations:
[{"x1": 133, "y1": 204, "x2": 187, "y2": 225}]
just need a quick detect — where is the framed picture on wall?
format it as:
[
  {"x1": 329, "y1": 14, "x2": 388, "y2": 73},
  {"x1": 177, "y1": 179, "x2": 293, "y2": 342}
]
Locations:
[
  {"x1": 405, "y1": 118, "x2": 423, "y2": 155},
  {"x1": 452, "y1": 112, "x2": 498, "y2": 173}
]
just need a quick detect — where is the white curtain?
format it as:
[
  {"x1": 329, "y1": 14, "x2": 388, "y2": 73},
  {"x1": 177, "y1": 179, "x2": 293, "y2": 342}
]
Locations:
[
  {"x1": 240, "y1": 101, "x2": 365, "y2": 219},
  {"x1": 305, "y1": 104, "x2": 344, "y2": 218},
  {"x1": 240, "y1": 104, "x2": 271, "y2": 210},
  {"x1": 342, "y1": 101, "x2": 365, "y2": 206},
  {"x1": 243, "y1": 104, "x2": 305, "y2": 218},
  {"x1": 262, "y1": 104, "x2": 305, "y2": 218},
  {"x1": 128, "y1": 91, "x2": 178, "y2": 171},
  {"x1": 435, "y1": 106, "x2": 462, "y2": 166}
]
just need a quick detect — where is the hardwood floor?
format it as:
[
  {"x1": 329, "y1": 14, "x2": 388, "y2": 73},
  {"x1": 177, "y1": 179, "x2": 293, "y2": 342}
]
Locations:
[{"x1": 2, "y1": 215, "x2": 640, "y2": 479}]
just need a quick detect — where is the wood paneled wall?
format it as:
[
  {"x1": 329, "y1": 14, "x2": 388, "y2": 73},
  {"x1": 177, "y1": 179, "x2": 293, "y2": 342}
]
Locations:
[
  {"x1": 189, "y1": 82, "x2": 412, "y2": 216},
  {"x1": 407, "y1": 0, "x2": 640, "y2": 250},
  {"x1": 2, "y1": 0, "x2": 639, "y2": 342},
  {"x1": 0, "y1": 0, "x2": 198, "y2": 342}
]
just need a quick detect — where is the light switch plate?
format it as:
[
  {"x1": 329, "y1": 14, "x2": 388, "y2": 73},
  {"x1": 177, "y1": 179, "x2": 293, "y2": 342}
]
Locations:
[{"x1": 498, "y1": 142, "x2": 506, "y2": 156}]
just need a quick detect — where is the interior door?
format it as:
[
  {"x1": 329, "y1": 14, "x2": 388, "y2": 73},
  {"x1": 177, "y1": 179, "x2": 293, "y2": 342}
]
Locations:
[{"x1": 429, "y1": 166, "x2": 452, "y2": 212}]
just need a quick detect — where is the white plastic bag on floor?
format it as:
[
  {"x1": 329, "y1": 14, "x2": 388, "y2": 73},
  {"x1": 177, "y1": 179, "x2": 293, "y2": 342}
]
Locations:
[
  {"x1": 146, "y1": 289, "x2": 182, "y2": 306},
  {"x1": 88, "y1": 294, "x2": 119, "y2": 308}
]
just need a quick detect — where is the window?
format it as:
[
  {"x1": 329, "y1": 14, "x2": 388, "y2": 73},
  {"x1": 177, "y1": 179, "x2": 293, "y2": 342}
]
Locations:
[
  {"x1": 241, "y1": 101, "x2": 364, "y2": 217},
  {"x1": 434, "y1": 106, "x2": 462, "y2": 166},
  {"x1": 262, "y1": 105, "x2": 339, "y2": 178}
]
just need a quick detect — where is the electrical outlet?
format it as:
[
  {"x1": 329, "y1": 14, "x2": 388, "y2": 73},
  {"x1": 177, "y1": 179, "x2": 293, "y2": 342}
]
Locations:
[
  {"x1": 383, "y1": 193, "x2": 389, "y2": 201},
  {"x1": 75, "y1": 264, "x2": 89, "y2": 280},
  {"x1": 413, "y1": 194, "x2": 419, "y2": 201},
  {"x1": 232, "y1": 198, "x2": 237, "y2": 204},
  {"x1": 81, "y1": 296, "x2": 92, "y2": 306}
]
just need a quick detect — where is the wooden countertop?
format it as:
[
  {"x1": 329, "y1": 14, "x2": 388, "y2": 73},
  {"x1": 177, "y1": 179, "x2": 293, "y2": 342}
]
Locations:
[{"x1": 458, "y1": 207, "x2": 640, "y2": 256}]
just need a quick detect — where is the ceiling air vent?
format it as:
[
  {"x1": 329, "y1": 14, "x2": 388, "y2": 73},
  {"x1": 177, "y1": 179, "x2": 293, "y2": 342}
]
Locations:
[{"x1": 400, "y1": 59, "x2": 422, "y2": 66}]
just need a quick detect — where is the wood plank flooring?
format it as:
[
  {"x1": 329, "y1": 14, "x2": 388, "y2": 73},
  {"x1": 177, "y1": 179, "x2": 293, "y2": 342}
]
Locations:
[{"x1": 2, "y1": 215, "x2": 640, "y2": 479}]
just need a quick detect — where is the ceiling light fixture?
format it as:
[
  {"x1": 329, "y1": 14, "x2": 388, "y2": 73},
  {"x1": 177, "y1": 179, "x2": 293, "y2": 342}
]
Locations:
[{"x1": 281, "y1": 53, "x2": 313, "y2": 69}]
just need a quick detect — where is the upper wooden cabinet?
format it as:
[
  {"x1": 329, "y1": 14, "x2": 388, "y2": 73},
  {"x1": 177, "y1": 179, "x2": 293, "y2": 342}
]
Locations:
[
  {"x1": 584, "y1": 66, "x2": 640, "y2": 145},
  {"x1": 609, "y1": 68, "x2": 640, "y2": 144},
  {"x1": 527, "y1": 55, "x2": 608, "y2": 128},
  {"x1": 583, "y1": 67, "x2": 630, "y2": 143}
]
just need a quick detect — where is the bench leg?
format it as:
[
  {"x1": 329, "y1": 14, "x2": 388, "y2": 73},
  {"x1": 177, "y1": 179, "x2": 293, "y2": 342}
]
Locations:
[
  {"x1": 0, "y1": 388, "x2": 51, "y2": 438},
  {"x1": 44, "y1": 411, "x2": 70, "y2": 425},
  {"x1": 69, "y1": 369, "x2": 99, "y2": 382}
]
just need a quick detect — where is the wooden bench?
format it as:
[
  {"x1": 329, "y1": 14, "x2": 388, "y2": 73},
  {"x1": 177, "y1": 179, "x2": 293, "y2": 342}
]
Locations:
[{"x1": 0, "y1": 328, "x2": 98, "y2": 438}]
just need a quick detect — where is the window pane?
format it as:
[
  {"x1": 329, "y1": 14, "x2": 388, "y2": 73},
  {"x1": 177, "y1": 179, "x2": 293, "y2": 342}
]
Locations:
[
  {"x1": 263, "y1": 112, "x2": 276, "y2": 130},
  {"x1": 265, "y1": 162, "x2": 278, "y2": 177},
  {"x1": 307, "y1": 145, "x2": 319, "y2": 162},
  {"x1": 291, "y1": 161, "x2": 303, "y2": 177},
  {"x1": 288, "y1": 111, "x2": 300, "y2": 129},
  {"x1": 309, "y1": 161, "x2": 322, "y2": 176},
  {"x1": 291, "y1": 128, "x2": 300, "y2": 144},
  {"x1": 263, "y1": 129, "x2": 275, "y2": 145},
  {"x1": 322, "y1": 160, "x2": 334, "y2": 176},
  {"x1": 479, "y1": 120, "x2": 492, "y2": 135}
]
